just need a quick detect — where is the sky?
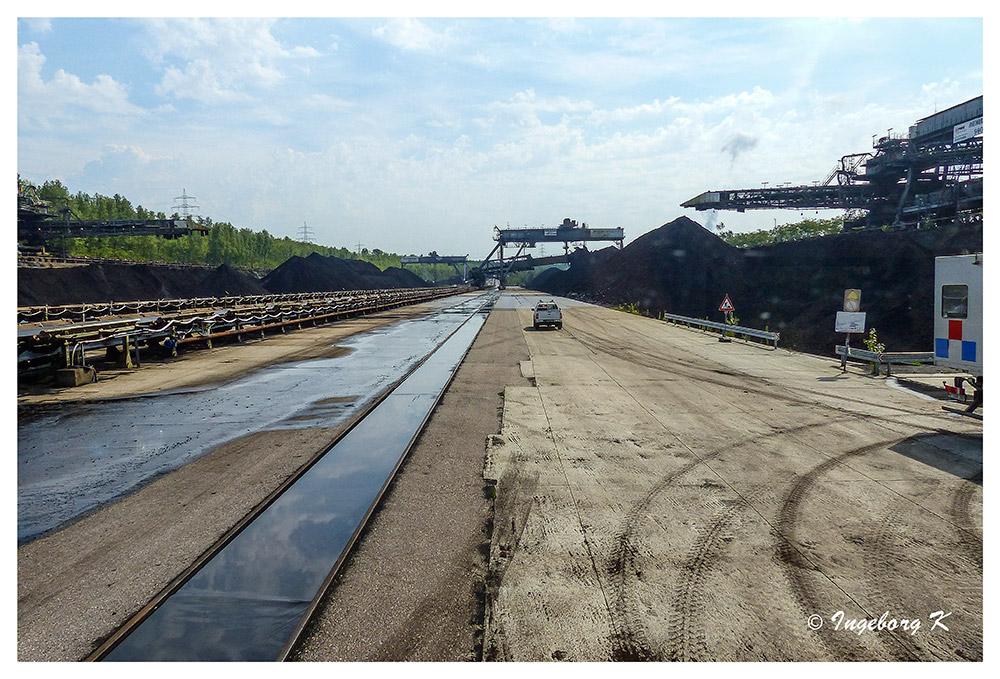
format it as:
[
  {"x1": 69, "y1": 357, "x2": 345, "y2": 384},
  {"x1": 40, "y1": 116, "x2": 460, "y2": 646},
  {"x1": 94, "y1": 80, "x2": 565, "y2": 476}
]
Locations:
[{"x1": 15, "y1": 10, "x2": 984, "y2": 259}]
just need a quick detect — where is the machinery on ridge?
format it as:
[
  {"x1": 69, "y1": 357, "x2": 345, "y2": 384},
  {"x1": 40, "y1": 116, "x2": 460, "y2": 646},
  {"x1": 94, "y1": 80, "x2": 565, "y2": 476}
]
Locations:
[
  {"x1": 17, "y1": 179, "x2": 210, "y2": 247},
  {"x1": 470, "y1": 218, "x2": 625, "y2": 287},
  {"x1": 682, "y1": 96, "x2": 982, "y2": 230}
]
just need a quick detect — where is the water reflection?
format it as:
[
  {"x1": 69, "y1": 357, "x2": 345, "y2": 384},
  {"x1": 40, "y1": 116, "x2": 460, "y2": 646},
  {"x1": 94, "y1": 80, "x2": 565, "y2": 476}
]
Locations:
[
  {"x1": 18, "y1": 295, "x2": 486, "y2": 544},
  {"x1": 105, "y1": 306, "x2": 488, "y2": 661}
]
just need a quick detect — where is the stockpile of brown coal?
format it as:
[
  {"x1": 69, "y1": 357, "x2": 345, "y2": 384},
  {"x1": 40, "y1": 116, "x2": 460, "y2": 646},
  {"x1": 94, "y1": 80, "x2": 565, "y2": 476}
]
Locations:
[
  {"x1": 17, "y1": 262, "x2": 269, "y2": 306},
  {"x1": 534, "y1": 217, "x2": 743, "y2": 314},
  {"x1": 260, "y1": 252, "x2": 426, "y2": 294},
  {"x1": 379, "y1": 266, "x2": 429, "y2": 288},
  {"x1": 198, "y1": 264, "x2": 271, "y2": 297},
  {"x1": 531, "y1": 216, "x2": 982, "y2": 356}
]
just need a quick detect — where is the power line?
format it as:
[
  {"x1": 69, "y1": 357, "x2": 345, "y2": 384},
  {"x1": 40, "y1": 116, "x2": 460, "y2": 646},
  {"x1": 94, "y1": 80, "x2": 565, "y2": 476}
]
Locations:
[
  {"x1": 297, "y1": 221, "x2": 315, "y2": 243},
  {"x1": 172, "y1": 189, "x2": 199, "y2": 219}
]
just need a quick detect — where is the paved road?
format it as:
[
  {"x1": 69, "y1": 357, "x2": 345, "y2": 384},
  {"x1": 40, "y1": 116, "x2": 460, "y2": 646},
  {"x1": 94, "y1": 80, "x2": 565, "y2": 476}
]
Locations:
[{"x1": 484, "y1": 292, "x2": 982, "y2": 661}]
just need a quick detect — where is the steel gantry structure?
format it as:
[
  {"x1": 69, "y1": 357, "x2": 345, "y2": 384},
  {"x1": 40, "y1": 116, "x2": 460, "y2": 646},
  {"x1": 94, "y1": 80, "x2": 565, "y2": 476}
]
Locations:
[
  {"x1": 17, "y1": 180, "x2": 210, "y2": 246},
  {"x1": 471, "y1": 218, "x2": 625, "y2": 286},
  {"x1": 681, "y1": 96, "x2": 983, "y2": 230},
  {"x1": 399, "y1": 252, "x2": 470, "y2": 281}
]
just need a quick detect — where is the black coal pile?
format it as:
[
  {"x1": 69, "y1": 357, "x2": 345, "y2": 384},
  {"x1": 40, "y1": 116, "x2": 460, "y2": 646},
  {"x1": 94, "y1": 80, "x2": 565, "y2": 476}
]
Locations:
[
  {"x1": 260, "y1": 252, "x2": 426, "y2": 294},
  {"x1": 379, "y1": 266, "x2": 429, "y2": 288},
  {"x1": 17, "y1": 262, "x2": 269, "y2": 306},
  {"x1": 530, "y1": 216, "x2": 982, "y2": 356},
  {"x1": 198, "y1": 264, "x2": 270, "y2": 298}
]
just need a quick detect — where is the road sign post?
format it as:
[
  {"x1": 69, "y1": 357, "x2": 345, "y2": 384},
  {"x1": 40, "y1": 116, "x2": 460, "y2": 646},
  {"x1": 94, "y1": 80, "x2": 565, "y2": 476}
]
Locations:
[
  {"x1": 838, "y1": 289, "x2": 865, "y2": 372},
  {"x1": 719, "y1": 294, "x2": 735, "y2": 342}
]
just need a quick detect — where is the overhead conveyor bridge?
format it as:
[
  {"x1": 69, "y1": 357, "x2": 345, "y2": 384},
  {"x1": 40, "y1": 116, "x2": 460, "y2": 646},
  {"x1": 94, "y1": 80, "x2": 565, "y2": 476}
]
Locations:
[
  {"x1": 681, "y1": 95, "x2": 983, "y2": 230},
  {"x1": 472, "y1": 218, "x2": 624, "y2": 286},
  {"x1": 400, "y1": 252, "x2": 469, "y2": 280}
]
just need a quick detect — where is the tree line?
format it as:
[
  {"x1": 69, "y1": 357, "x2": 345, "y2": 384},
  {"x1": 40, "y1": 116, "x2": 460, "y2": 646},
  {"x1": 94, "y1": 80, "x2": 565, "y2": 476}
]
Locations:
[
  {"x1": 714, "y1": 215, "x2": 848, "y2": 248},
  {"x1": 28, "y1": 179, "x2": 457, "y2": 279}
]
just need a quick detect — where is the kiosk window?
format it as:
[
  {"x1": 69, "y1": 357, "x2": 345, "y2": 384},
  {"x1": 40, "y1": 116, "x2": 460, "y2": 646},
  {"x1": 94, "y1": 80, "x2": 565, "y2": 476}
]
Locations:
[{"x1": 942, "y1": 285, "x2": 968, "y2": 319}]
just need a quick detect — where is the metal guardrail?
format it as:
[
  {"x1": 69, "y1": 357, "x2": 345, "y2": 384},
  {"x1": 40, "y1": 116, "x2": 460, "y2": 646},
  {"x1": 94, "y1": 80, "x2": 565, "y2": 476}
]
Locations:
[
  {"x1": 835, "y1": 345, "x2": 936, "y2": 376},
  {"x1": 661, "y1": 312, "x2": 780, "y2": 347}
]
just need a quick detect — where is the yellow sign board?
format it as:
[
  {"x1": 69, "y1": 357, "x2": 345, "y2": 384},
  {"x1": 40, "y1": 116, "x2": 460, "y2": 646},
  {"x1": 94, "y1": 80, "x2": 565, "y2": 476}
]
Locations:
[{"x1": 844, "y1": 289, "x2": 861, "y2": 312}]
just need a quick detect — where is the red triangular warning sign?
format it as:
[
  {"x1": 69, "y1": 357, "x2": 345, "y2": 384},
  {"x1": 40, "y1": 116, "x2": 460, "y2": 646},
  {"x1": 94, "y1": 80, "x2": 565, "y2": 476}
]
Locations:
[{"x1": 719, "y1": 295, "x2": 735, "y2": 312}]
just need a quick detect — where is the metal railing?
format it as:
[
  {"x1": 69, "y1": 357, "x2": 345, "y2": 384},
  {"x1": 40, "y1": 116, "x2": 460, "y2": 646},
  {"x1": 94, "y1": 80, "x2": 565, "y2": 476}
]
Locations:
[
  {"x1": 17, "y1": 288, "x2": 467, "y2": 378},
  {"x1": 661, "y1": 312, "x2": 780, "y2": 347},
  {"x1": 835, "y1": 345, "x2": 936, "y2": 376}
]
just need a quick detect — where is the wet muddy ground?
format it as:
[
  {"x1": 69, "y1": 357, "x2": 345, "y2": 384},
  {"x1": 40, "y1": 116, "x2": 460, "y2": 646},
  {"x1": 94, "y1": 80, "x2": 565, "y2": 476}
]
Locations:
[
  {"x1": 18, "y1": 295, "x2": 485, "y2": 543},
  {"x1": 103, "y1": 299, "x2": 491, "y2": 660}
]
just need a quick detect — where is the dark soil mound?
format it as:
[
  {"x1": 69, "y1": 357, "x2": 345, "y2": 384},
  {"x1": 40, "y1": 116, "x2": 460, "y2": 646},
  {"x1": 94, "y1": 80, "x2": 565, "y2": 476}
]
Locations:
[
  {"x1": 531, "y1": 216, "x2": 982, "y2": 356},
  {"x1": 198, "y1": 264, "x2": 270, "y2": 297},
  {"x1": 530, "y1": 216, "x2": 744, "y2": 313},
  {"x1": 17, "y1": 262, "x2": 269, "y2": 306},
  {"x1": 380, "y1": 266, "x2": 428, "y2": 288},
  {"x1": 260, "y1": 253, "x2": 425, "y2": 294}
]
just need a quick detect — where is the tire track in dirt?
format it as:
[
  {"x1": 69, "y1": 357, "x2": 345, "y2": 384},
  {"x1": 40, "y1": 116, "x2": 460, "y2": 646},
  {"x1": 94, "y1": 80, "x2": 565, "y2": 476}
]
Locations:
[
  {"x1": 664, "y1": 492, "x2": 751, "y2": 661},
  {"x1": 605, "y1": 420, "x2": 832, "y2": 661},
  {"x1": 855, "y1": 503, "x2": 943, "y2": 660},
  {"x1": 950, "y1": 469, "x2": 983, "y2": 570},
  {"x1": 774, "y1": 437, "x2": 926, "y2": 661},
  {"x1": 554, "y1": 314, "x2": 974, "y2": 661},
  {"x1": 570, "y1": 318, "x2": 965, "y2": 426}
]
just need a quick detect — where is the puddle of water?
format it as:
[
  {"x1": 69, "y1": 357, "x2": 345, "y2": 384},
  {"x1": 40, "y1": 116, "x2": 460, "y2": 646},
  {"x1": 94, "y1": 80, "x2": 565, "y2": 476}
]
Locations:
[
  {"x1": 17, "y1": 295, "x2": 488, "y2": 544},
  {"x1": 103, "y1": 304, "x2": 490, "y2": 661}
]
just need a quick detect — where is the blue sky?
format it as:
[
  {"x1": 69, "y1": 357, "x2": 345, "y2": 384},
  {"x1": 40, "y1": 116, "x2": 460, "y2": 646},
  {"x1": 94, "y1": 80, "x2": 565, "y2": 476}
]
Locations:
[{"x1": 16, "y1": 13, "x2": 984, "y2": 258}]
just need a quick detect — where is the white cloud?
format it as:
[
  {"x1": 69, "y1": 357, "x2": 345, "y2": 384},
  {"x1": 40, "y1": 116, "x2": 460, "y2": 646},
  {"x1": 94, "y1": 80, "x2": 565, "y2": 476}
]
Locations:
[
  {"x1": 17, "y1": 18, "x2": 982, "y2": 255},
  {"x1": 543, "y1": 18, "x2": 585, "y2": 34},
  {"x1": 18, "y1": 42, "x2": 146, "y2": 129},
  {"x1": 20, "y1": 18, "x2": 52, "y2": 34},
  {"x1": 371, "y1": 18, "x2": 451, "y2": 51},
  {"x1": 489, "y1": 89, "x2": 595, "y2": 127},
  {"x1": 301, "y1": 94, "x2": 354, "y2": 112},
  {"x1": 70, "y1": 145, "x2": 180, "y2": 208},
  {"x1": 589, "y1": 98, "x2": 681, "y2": 124},
  {"x1": 139, "y1": 18, "x2": 317, "y2": 104}
]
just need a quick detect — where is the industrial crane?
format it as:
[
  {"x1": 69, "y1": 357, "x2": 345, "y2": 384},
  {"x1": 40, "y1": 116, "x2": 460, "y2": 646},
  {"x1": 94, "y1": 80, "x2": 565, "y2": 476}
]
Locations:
[{"x1": 682, "y1": 96, "x2": 982, "y2": 230}]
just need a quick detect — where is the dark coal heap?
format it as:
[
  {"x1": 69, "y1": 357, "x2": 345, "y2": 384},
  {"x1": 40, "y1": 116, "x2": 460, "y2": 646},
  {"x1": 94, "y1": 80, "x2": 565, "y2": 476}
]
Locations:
[
  {"x1": 199, "y1": 264, "x2": 271, "y2": 298},
  {"x1": 260, "y1": 253, "x2": 425, "y2": 294},
  {"x1": 531, "y1": 216, "x2": 982, "y2": 356},
  {"x1": 17, "y1": 262, "x2": 269, "y2": 306},
  {"x1": 17, "y1": 254, "x2": 428, "y2": 306}
]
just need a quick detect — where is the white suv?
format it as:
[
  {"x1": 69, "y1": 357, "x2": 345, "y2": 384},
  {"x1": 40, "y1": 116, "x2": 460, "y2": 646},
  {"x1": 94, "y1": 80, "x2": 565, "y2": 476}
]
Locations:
[{"x1": 533, "y1": 300, "x2": 563, "y2": 330}]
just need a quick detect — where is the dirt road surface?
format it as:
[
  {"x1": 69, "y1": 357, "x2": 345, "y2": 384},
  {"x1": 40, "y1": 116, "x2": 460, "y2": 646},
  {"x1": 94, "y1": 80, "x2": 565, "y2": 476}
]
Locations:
[
  {"x1": 483, "y1": 292, "x2": 982, "y2": 661},
  {"x1": 17, "y1": 290, "x2": 982, "y2": 662}
]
